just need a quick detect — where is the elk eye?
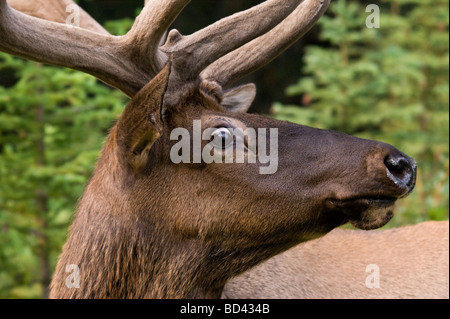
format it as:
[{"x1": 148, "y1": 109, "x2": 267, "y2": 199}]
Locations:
[{"x1": 211, "y1": 127, "x2": 234, "y2": 149}]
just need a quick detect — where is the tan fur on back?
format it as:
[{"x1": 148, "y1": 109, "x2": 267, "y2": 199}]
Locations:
[{"x1": 223, "y1": 221, "x2": 449, "y2": 299}]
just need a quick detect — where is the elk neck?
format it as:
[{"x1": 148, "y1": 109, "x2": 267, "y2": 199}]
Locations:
[{"x1": 51, "y1": 134, "x2": 234, "y2": 298}]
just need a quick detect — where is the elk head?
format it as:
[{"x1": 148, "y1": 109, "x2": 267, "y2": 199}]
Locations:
[{"x1": 0, "y1": 0, "x2": 416, "y2": 298}]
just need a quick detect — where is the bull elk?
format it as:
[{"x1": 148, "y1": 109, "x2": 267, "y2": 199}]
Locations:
[
  {"x1": 223, "y1": 220, "x2": 449, "y2": 299},
  {"x1": 0, "y1": 0, "x2": 418, "y2": 298}
]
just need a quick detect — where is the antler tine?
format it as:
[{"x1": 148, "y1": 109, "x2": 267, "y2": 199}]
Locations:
[
  {"x1": 162, "y1": 0, "x2": 303, "y2": 81},
  {"x1": 124, "y1": 0, "x2": 190, "y2": 77},
  {"x1": 7, "y1": 0, "x2": 109, "y2": 35},
  {"x1": 201, "y1": 0, "x2": 331, "y2": 88}
]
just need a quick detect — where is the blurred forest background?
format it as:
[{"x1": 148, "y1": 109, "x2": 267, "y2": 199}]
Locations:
[{"x1": 0, "y1": 0, "x2": 448, "y2": 298}]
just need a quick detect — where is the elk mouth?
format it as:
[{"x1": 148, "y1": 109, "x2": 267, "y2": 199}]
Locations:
[{"x1": 327, "y1": 195, "x2": 397, "y2": 230}]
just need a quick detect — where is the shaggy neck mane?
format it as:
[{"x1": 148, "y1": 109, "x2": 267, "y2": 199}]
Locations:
[{"x1": 49, "y1": 135, "x2": 230, "y2": 299}]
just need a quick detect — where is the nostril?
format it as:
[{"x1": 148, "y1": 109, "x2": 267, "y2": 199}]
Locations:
[
  {"x1": 385, "y1": 156, "x2": 408, "y2": 174},
  {"x1": 384, "y1": 154, "x2": 415, "y2": 188}
]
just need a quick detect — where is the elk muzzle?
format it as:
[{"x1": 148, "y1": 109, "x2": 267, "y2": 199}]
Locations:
[{"x1": 311, "y1": 133, "x2": 418, "y2": 231}]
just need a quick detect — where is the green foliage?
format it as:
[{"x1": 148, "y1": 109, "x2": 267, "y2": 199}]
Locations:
[
  {"x1": 0, "y1": 54, "x2": 127, "y2": 298},
  {"x1": 273, "y1": 0, "x2": 449, "y2": 227},
  {"x1": 104, "y1": 18, "x2": 135, "y2": 35}
]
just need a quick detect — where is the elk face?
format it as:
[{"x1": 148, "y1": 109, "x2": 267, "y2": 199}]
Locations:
[
  {"x1": 2, "y1": 0, "x2": 417, "y2": 298},
  {"x1": 111, "y1": 63, "x2": 416, "y2": 278}
]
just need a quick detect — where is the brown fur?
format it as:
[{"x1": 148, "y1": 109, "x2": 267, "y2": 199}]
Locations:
[{"x1": 49, "y1": 63, "x2": 416, "y2": 299}]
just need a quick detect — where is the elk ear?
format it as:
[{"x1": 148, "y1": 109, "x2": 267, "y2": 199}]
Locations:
[
  {"x1": 116, "y1": 60, "x2": 171, "y2": 170},
  {"x1": 221, "y1": 83, "x2": 256, "y2": 113}
]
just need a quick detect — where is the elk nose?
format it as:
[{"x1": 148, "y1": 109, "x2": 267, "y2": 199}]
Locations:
[{"x1": 384, "y1": 153, "x2": 417, "y2": 195}]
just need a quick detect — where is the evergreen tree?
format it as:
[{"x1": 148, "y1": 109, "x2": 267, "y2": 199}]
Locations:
[{"x1": 0, "y1": 55, "x2": 126, "y2": 298}]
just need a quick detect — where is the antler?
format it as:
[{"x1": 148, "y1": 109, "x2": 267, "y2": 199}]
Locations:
[
  {"x1": 201, "y1": 0, "x2": 331, "y2": 88},
  {"x1": 0, "y1": 0, "x2": 147, "y2": 97},
  {"x1": 0, "y1": 0, "x2": 330, "y2": 99},
  {"x1": 6, "y1": 0, "x2": 108, "y2": 34},
  {"x1": 161, "y1": 0, "x2": 309, "y2": 81}
]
